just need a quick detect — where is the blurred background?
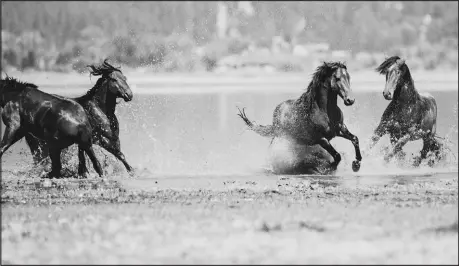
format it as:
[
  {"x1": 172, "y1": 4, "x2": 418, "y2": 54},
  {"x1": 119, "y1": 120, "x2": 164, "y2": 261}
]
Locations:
[
  {"x1": 1, "y1": 1, "x2": 458, "y2": 176},
  {"x1": 1, "y1": 1, "x2": 458, "y2": 74}
]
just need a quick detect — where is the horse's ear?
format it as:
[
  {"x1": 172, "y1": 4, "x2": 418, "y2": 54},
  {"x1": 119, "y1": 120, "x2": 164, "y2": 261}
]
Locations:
[
  {"x1": 87, "y1": 65, "x2": 96, "y2": 73},
  {"x1": 396, "y1": 59, "x2": 405, "y2": 66}
]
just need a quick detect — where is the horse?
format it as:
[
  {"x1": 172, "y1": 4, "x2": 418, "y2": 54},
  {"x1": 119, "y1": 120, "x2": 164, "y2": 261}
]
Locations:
[
  {"x1": 0, "y1": 77, "x2": 103, "y2": 178},
  {"x1": 24, "y1": 59, "x2": 134, "y2": 177},
  {"x1": 238, "y1": 61, "x2": 362, "y2": 174},
  {"x1": 368, "y1": 56, "x2": 441, "y2": 166}
]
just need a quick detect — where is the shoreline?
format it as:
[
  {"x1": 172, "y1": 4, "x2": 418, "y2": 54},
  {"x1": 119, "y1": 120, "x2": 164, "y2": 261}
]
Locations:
[{"x1": 3, "y1": 70, "x2": 458, "y2": 95}]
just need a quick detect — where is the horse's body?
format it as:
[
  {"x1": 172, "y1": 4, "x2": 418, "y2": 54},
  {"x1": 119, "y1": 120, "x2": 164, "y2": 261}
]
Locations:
[
  {"x1": 267, "y1": 137, "x2": 335, "y2": 175},
  {"x1": 0, "y1": 77, "x2": 103, "y2": 178},
  {"x1": 24, "y1": 59, "x2": 134, "y2": 176},
  {"x1": 238, "y1": 62, "x2": 362, "y2": 174},
  {"x1": 369, "y1": 56, "x2": 441, "y2": 165}
]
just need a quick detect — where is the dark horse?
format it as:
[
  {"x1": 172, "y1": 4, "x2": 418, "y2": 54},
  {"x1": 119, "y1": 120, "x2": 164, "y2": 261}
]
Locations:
[
  {"x1": 369, "y1": 56, "x2": 441, "y2": 166},
  {"x1": 238, "y1": 62, "x2": 362, "y2": 174},
  {"x1": 24, "y1": 59, "x2": 134, "y2": 176},
  {"x1": 0, "y1": 77, "x2": 103, "y2": 178}
]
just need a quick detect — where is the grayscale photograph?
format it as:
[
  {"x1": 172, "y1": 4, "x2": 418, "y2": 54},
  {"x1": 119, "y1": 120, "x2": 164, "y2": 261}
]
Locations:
[{"x1": 1, "y1": 1, "x2": 458, "y2": 264}]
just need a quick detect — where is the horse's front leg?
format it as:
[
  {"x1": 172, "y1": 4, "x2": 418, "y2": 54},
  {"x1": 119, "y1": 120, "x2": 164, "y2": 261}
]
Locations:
[
  {"x1": 99, "y1": 136, "x2": 134, "y2": 174},
  {"x1": 317, "y1": 137, "x2": 341, "y2": 170},
  {"x1": 368, "y1": 121, "x2": 388, "y2": 150},
  {"x1": 43, "y1": 146, "x2": 63, "y2": 179},
  {"x1": 384, "y1": 134, "x2": 412, "y2": 162},
  {"x1": 24, "y1": 134, "x2": 49, "y2": 165},
  {"x1": 337, "y1": 123, "x2": 362, "y2": 172},
  {"x1": 77, "y1": 146, "x2": 89, "y2": 178}
]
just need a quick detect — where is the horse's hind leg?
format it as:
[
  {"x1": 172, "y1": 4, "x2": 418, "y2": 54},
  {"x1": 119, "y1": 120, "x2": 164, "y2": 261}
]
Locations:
[
  {"x1": 0, "y1": 126, "x2": 24, "y2": 158},
  {"x1": 414, "y1": 136, "x2": 441, "y2": 167},
  {"x1": 0, "y1": 103, "x2": 24, "y2": 158},
  {"x1": 337, "y1": 124, "x2": 362, "y2": 172},
  {"x1": 82, "y1": 145, "x2": 103, "y2": 177},
  {"x1": 317, "y1": 138, "x2": 341, "y2": 170}
]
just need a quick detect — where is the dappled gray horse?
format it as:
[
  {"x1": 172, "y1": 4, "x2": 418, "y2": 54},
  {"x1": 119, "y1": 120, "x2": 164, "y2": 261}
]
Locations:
[
  {"x1": 238, "y1": 61, "x2": 362, "y2": 174},
  {"x1": 369, "y1": 56, "x2": 442, "y2": 166}
]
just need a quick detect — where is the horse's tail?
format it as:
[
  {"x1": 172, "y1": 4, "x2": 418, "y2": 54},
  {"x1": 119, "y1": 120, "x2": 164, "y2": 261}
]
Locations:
[{"x1": 237, "y1": 107, "x2": 276, "y2": 138}]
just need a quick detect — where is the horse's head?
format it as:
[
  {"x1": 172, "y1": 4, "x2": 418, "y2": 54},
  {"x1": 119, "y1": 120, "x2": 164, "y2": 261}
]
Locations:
[
  {"x1": 88, "y1": 59, "x2": 133, "y2": 102},
  {"x1": 376, "y1": 56, "x2": 407, "y2": 101},
  {"x1": 106, "y1": 70, "x2": 133, "y2": 102},
  {"x1": 326, "y1": 62, "x2": 354, "y2": 106}
]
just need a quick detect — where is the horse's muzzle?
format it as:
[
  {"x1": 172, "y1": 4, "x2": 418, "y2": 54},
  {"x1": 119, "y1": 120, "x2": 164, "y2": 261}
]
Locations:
[
  {"x1": 383, "y1": 91, "x2": 392, "y2": 100},
  {"x1": 344, "y1": 98, "x2": 355, "y2": 106},
  {"x1": 122, "y1": 93, "x2": 133, "y2": 102}
]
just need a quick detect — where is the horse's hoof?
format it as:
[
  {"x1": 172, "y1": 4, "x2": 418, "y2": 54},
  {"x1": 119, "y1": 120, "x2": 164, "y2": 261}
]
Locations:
[
  {"x1": 352, "y1": 160, "x2": 361, "y2": 172},
  {"x1": 330, "y1": 163, "x2": 339, "y2": 171},
  {"x1": 128, "y1": 169, "x2": 136, "y2": 177}
]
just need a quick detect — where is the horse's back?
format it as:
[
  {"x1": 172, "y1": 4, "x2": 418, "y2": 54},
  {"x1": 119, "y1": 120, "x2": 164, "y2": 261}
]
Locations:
[
  {"x1": 419, "y1": 92, "x2": 437, "y2": 108},
  {"x1": 26, "y1": 89, "x2": 84, "y2": 111},
  {"x1": 23, "y1": 88, "x2": 92, "y2": 142}
]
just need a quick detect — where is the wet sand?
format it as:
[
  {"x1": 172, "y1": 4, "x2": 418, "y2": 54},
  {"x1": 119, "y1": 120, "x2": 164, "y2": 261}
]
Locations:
[{"x1": 1, "y1": 171, "x2": 457, "y2": 264}]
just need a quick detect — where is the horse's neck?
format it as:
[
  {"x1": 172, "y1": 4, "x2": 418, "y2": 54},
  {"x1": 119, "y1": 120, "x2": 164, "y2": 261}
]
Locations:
[
  {"x1": 81, "y1": 79, "x2": 116, "y2": 115},
  {"x1": 395, "y1": 77, "x2": 420, "y2": 104},
  {"x1": 1, "y1": 89, "x2": 24, "y2": 108},
  {"x1": 315, "y1": 85, "x2": 334, "y2": 112},
  {"x1": 95, "y1": 90, "x2": 117, "y2": 116},
  {"x1": 105, "y1": 93, "x2": 117, "y2": 117}
]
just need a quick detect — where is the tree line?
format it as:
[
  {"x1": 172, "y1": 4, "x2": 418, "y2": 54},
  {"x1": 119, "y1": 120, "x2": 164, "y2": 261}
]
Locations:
[{"x1": 1, "y1": 1, "x2": 457, "y2": 72}]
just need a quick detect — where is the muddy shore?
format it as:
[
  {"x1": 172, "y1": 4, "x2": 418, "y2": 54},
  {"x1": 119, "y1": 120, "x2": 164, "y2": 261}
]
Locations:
[{"x1": 1, "y1": 171, "x2": 457, "y2": 264}]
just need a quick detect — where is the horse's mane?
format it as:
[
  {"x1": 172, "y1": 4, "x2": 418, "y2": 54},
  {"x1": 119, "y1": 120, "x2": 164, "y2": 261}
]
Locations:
[
  {"x1": 76, "y1": 59, "x2": 121, "y2": 102},
  {"x1": 299, "y1": 61, "x2": 347, "y2": 107},
  {"x1": 375, "y1": 55, "x2": 401, "y2": 74},
  {"x1": 1, "y1": 76, "x2": 38, "y2": 91},
  {"x1": 88, "y1": 58, "x2": 121, "y2": 77}
]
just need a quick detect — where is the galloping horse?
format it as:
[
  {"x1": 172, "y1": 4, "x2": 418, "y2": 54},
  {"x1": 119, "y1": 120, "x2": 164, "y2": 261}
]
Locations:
[
  {"x1": 238, "y1": 61, "x2": 362, "y2": 173},
  {"x1": 369, "y1": 56, "x2": 441, "y2": 166},
  {"x1": 25, "y1": 59, "x2": 134, "y2": 176},
  {"x1": 0, "y1": 77, "x2": 103, "y2": 178}
]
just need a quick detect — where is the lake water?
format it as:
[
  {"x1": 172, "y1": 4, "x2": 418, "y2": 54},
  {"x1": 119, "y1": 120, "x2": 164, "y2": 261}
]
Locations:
[{"x1": 1, "y1": 81, "x2": 458, "y2": 177}]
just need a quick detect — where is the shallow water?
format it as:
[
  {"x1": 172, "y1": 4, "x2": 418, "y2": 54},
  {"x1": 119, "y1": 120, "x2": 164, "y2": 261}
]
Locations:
[{"x1": 1, "y1": 83, "x2": 458, "y2": 178}]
